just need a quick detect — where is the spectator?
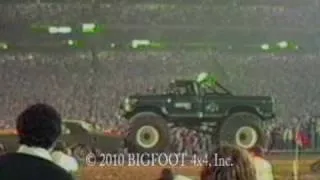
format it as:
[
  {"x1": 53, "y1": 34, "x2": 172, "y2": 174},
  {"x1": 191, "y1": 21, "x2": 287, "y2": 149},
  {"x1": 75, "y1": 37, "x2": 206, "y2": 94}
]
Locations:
[
  {"x1": 0, "y1": 120, "x2": 6, "y2": 129},
  {"x1": 173, "y1": 174, "x2": 192, "y2": 180},
  {"x1": 157, "y1": 168, "x2": 192, "y2": 180},
  {"x1": 248, "y1": 146, "x2": 274, "y2": 180},
  {"x1": 51, "y1": 141, "x2": 79, "y2": 173},
  {"x1": 157, "y1": 168, "x2": 174, "y2": 180},
  {"x1": 0, "y1": 103, "x2": 74, "y2": 180},
  {"x1": 0, "y1": 143, "x2": 6, "y2": 156},
  {"x1": 296, "y1": 127, "x2": 311, "y2": 149},
  {"x1": 200, "y1": 144, "x2": 256, "y2": 180},
  {"x1": 269, "y1": 127, "x2": 284, "y2": 150}
]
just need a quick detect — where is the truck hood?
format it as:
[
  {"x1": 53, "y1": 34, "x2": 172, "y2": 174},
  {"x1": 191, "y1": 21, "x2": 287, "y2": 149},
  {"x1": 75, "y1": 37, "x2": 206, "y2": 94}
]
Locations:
[
  {"x1": 130, "y1": 94, "x2": 169, "y2": 101},
  {"x1": 230, "y1": 95, "x2": 273, "y2": 101},
  {"x1": 205, "y1": 94, "x2": 274, "y2": 102}
]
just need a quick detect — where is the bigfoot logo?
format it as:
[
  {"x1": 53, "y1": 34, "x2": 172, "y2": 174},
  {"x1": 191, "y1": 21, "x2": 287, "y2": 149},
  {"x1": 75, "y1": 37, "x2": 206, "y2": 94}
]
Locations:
[
  {"x1": 174, "y1": 102, "x2": 192, "y2": 110},
  {"x1": 205, "y1": 103, "x2": 219, "y2": 112}
]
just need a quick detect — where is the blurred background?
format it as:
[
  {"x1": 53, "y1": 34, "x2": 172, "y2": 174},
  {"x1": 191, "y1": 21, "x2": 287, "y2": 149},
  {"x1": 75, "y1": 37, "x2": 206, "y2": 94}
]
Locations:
[{"x1": 0, "y1": 0, "x2": 320, "y2": 128}]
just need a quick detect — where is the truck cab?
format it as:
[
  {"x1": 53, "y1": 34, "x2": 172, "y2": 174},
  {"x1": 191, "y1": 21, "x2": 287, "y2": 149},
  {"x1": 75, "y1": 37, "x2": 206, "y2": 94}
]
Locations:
[
  {"x1": 165, "y1": 80, "x2": 234, "y2": 125},
  {"x1": 165, "y1": 80, "x2": 202, "y2": 121}
]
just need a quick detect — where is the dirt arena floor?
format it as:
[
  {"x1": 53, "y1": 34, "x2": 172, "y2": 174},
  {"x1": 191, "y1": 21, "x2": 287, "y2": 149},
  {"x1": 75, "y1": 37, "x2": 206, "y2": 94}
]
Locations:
[{"x1": 79, "y1": 155, "x2": 320, "y2": 180}]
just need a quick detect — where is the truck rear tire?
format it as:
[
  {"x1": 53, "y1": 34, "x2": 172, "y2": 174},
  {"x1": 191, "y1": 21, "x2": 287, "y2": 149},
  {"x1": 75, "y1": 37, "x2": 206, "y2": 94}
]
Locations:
[
  {"x1": 219, "y1": 112, "x2": 265, "y2": 149},
  {"x1": 127, "y1": 112, "x2": 169, "y2": 153}
]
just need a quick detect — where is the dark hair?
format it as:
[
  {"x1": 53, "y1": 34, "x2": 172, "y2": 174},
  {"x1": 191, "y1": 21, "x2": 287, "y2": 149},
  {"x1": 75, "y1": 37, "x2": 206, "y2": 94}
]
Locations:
[
  {"x1": 201, "y1": 144, "x2": 256, "y2": 180},
  {"x1": 16, "y1": 103, "x2": 62, "y2": 149},
  {"x1": 158, "y1": 168, "x2": 173, "y2": 180},
  {"x1": 248, "y1": 146, "x2": 263, "y2": 157},
  {"x1": 54, "y1": 141, "x2": 67, "y2": 152}
]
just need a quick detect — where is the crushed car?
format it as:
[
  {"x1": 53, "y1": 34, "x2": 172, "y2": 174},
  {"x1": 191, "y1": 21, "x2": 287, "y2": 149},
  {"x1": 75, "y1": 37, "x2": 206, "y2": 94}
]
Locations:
[{"x1": 0, "y1": 119, "x2": 124, "y2": 161}]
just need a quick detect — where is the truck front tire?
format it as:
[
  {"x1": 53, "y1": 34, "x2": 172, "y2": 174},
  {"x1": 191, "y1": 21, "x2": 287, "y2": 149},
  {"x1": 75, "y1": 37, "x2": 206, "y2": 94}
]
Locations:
[
  {"x1": 126, "y1": 112, "x2": 169, "y2": 153},
  {"x1": 219, "y1": 112, "x2": 265, "y2": 149}
]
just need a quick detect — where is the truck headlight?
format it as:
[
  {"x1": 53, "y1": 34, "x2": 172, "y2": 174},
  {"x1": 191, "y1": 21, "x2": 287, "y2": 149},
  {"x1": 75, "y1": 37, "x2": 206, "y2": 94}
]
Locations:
[
  {"x1": 123, "y1": 97, "x2": 137, "y2": 111},
  {"x1": 124, "y1": 97, "x2": 130, "y2": 104}
]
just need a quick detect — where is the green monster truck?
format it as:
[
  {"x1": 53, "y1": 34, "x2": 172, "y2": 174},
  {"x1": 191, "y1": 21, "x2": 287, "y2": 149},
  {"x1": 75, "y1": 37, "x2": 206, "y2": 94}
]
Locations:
[{"x1": 118, "y1": 73, "x2": 276, "y2": 153}]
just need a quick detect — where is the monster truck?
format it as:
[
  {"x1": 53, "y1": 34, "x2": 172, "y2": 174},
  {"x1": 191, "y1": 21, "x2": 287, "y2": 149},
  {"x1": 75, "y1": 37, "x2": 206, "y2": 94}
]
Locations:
[
  {"x1": 0, "y1": 120, "x2": 124, "y2": 161},
  {"x1": 118, "y1": 79, "x2": 276, "y2": 153}
]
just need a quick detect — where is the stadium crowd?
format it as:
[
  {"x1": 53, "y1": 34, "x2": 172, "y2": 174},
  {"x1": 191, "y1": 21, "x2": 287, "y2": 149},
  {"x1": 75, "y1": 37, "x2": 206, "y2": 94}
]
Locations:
[
  {"x1": 1, "y1": 0, "x2": 320, "y2": 122},
  {"x1": 1, "y1": 52, "x2": 320, "y2": 123},
  {"x1": 1, "y1": 1, "x2": 313, "y2": 32}
]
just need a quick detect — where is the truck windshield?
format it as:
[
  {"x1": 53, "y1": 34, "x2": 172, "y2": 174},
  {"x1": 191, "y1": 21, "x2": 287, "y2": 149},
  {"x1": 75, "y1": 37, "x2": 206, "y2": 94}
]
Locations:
[
  {"x1": 202, "y1": 83, "x2": 232, "y2": 95},
  {"x1": 167, "y1": 82, "x2": 195, "y2": 95}
]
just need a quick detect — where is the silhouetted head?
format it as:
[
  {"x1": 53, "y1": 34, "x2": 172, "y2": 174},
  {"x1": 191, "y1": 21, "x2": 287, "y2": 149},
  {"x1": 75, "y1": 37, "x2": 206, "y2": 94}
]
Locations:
[
  {"x1": 201, "y1": 144, "x2": 256, "y2": 180},
  {"x1": 159, "y1": 168, "x2": 174, "y2": 180},
  {"x1": 16, "y1": 103, "x2": 62, "y2": 149}
]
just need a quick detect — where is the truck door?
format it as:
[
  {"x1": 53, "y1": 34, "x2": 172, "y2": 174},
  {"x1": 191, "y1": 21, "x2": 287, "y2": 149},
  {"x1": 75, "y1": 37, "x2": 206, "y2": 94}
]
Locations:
[
  {"x1": 202, "y1": 94, "x2": 225, "y2": 118},
  {"x1": 166, "y1": 83, "x2": 202, "y2": 120}
]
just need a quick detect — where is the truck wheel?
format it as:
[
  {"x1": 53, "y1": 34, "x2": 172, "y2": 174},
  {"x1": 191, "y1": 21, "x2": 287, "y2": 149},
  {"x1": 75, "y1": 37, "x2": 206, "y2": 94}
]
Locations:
[
  {"x1": 127, "y1": 112, "x2": 169, "y2": 153},
  {"x1": 219, "y1": 112, "x2": 264, "y2": 149}
]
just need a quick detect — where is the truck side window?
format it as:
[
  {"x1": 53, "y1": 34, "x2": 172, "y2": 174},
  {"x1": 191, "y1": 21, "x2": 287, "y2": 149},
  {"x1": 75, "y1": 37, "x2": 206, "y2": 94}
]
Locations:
[
  {"x1": 186, "y1": 84, "x2": 195, "y2": 95},
  {"x1": 178, "y1": 87, "x2": 187, "y2": 95}
]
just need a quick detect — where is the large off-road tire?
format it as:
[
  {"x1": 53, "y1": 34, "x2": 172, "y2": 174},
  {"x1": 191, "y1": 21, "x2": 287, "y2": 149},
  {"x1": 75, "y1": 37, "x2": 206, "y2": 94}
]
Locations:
[
  {"x1": 219, "y1": 112, "x2": 265, "y2": 149},
  {"x1": 126, "y1": 112, "x2": 169, "y2": 153}
]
